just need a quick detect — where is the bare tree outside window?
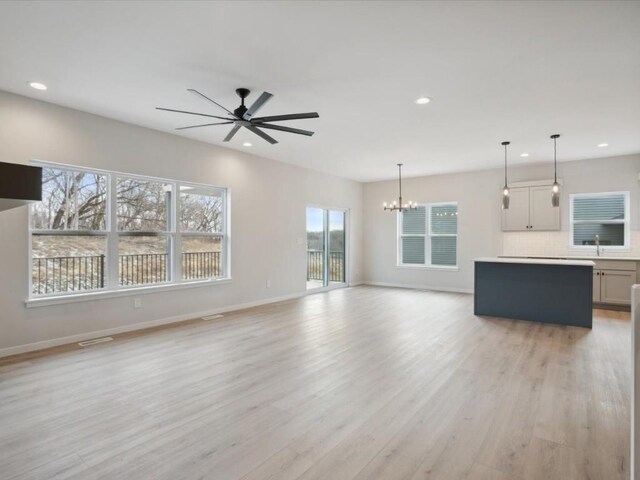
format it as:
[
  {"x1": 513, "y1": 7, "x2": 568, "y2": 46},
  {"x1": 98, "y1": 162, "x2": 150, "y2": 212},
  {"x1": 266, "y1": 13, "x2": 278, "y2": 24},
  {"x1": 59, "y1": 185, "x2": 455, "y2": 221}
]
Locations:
[{"x1": 30, "y1": 164, "x2": 228, "y2": 297}]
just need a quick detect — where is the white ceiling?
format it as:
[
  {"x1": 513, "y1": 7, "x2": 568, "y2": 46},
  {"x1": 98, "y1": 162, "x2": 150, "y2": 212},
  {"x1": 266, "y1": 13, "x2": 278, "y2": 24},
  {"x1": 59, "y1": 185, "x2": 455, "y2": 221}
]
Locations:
[{"x1": 0, "y1": 1, "x2": 638, "y2": 182}]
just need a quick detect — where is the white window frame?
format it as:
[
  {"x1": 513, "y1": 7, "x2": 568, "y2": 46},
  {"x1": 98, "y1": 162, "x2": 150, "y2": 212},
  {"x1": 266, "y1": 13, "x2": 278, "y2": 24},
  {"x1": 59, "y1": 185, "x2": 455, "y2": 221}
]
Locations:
[
  {"x1": 397, "y1": 205, "x2": 426, "y2": 267},
  {"x1": 428, "y1": 202, "x2": 458, "y2": 268},
  {"x1": 569, "y1": 191, "x2": 630, "y2": 252},
  {"x1": 28, "y1": 160, "x2": 230, "y2": 302},
  {"x1": 177, "y1": 183, "x2": 228, "y2": 282},
  {"x1": 397, "y1": 202, "x2": 458, "y2": 270}
]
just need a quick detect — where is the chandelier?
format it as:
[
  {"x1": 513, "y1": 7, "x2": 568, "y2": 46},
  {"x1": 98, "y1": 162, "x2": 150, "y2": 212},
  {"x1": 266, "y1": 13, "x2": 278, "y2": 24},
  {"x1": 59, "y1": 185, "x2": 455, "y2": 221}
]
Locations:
[{"x1": 383, "y1": 163, "x2": 417, "y2": 212}]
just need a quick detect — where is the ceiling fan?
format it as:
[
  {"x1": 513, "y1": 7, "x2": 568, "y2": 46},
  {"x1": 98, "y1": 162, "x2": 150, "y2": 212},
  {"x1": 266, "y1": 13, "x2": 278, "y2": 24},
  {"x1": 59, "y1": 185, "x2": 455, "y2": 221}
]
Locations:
[{"x1": 156, "y1": 88, "x2": 319, "y2": 145}]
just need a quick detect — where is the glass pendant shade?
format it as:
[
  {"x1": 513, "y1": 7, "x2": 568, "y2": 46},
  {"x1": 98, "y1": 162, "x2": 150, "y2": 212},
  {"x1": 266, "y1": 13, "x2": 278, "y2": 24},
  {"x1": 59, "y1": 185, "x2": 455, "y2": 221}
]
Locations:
[
  {"x1": 551, "y1": 181, "x2": 560, "y2": 207},
  {"x1": 502, "y1": 185, "x2": 510, "y2": 209},
  {"x1": 501, "y1": 141, "x2": 510, "y2": 210},
  {"x1": 550, "y1": 134, "x2": 560, "y2": 208}
]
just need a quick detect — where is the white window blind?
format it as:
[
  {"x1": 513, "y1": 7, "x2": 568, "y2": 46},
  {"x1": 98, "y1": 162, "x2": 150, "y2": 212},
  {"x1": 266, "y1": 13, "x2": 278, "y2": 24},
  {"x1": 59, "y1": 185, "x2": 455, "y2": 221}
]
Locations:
[
  {"x1": 429, "y1": 203, "x2": 458, "y2": 266},
  {"x1": 571, "y1": 192, "x2": 628, "y2": 248},
  {"x1": 400, "y1": 207, "x2": 426, "y2": 264},
  {"x1": 398, "y1": 203, "x2": 458, "y2": 267}
]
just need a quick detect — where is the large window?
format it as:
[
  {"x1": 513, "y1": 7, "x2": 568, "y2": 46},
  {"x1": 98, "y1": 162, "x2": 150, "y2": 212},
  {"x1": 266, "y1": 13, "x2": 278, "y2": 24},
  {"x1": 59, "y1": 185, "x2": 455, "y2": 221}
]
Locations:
[
  {"x1": 570, "y1": 192, "x2": 629, "y2": 249},
  {"x1": 398, "y1": 203, "x2": 458, "y2": 267},
  {"x1": 30, "y1": 162, "x2": 228, "y2": 298}
]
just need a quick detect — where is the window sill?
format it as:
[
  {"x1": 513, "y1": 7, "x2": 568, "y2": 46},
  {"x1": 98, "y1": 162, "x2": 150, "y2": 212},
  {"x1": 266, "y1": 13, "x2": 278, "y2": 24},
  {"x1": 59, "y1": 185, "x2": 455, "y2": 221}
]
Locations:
[
  {"x1": 395, "y1": 264, "x2": 459, "y2": 271},
  {"x1": 568, "y1": 246, "x2": 631, "y2": 254},
  {"x1": 25, "y1": 278, "x2": 232, "y2": 308}
]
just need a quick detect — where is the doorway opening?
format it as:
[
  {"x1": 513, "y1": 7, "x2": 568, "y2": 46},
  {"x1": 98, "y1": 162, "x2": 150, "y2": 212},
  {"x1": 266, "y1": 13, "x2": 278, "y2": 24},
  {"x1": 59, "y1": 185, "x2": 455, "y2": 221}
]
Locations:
[{"x1": 306, "y1": 207, "x2": 347, "y2": 290}]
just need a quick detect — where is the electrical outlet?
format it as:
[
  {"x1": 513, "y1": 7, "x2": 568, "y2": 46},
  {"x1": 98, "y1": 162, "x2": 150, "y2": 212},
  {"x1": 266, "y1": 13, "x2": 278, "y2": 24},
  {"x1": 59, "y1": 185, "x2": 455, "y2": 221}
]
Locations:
[{"x1": 134, "y1": 298, "x2": 142, "y2": 309}]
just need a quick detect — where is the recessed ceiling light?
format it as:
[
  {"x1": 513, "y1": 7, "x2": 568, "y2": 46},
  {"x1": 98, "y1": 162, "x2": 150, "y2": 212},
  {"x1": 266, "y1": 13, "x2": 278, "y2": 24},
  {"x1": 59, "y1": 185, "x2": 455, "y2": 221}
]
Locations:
[
  {"x1": 415, "y1": 97, "x2": 431, "y2": 105},
  {"x1": 520, "y1": 153, "x2": 529, "y2": 157},
  {"x1": 597, "y1": 143, "x2": 608, "y2": 148},
  {"x1": 28, "y1": 81, "x2": 47, "y2": 91},
  {"x1": 243, "y1": 142, "x2": 252, "y2": 147}
]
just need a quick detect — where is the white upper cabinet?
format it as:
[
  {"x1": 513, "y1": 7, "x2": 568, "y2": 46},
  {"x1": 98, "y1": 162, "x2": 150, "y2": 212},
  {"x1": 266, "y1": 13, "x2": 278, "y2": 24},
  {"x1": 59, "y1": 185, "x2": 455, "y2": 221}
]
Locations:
[
  {"x1": 502, "y1": 187, "x2": 530, "y2": 231},
  {"x1": 529, "y1": 185, "x2": 560, "y2": 231},
  {"x1": 502, "y1": 181, "x2": 561, "y2": 232}
]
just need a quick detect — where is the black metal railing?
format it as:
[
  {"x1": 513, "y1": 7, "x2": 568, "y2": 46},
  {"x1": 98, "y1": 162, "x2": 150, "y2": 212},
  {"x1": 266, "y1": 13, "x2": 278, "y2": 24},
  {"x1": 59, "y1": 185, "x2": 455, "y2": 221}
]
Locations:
[
  {"x1": 182, "y1": 251, "x2": 221, "y2": 281},
  {"x1": 307, "y1": 250, "x2": 345, "y2": 282},
  {"x1": 33, "y1": 255, "x2": 105, "y2": 294},
  {"x1": 119, "y1": 253, "x2": 169, "y2": 286},
  {"x1": 32, "y1": 251, "x2": 221, "y2": 294}
]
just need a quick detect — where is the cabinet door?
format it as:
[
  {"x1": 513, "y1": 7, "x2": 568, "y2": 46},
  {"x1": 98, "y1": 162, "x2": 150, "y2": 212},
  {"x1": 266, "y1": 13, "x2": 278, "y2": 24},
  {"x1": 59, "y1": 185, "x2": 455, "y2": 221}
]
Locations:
[
  {"x1": 593, "y1": 270, "x2": 601, "y2": 302},
  {"x1": 529, "y1": 185, "x2": 560, "y2": 231},
  {"x1": 502, "y1": 187, "x2": 530, "y2": 231},
  {"x1": 601, "y1": 270, "x2": 636, "y2": 305}
]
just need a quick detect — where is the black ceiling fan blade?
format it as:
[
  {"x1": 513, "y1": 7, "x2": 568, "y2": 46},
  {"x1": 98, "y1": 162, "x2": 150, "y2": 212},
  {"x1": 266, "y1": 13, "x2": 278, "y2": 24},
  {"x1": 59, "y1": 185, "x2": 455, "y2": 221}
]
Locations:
[
  {"x1": 223, "y1": 124, "x2": 241, "y2": 142},
  {"x1": 176, "y1": 121, "x2": 234, "y2": 131},
  {"x1": 255, "y1": 123, "x2": 314, "y2": 136},
  {"x1": 246, "y1": 125, "x2": 278, "y2": 145},
  {"x1": 252, "y1": 112, "x2": 319, "y2": 123},
  {"x1": 156, "y1": 107, "x2": 232, "y2": 121},
  {"x1": 188, "y1": 89, "x2": 236, "y2": 117},
  {"x1": 243, "y1": 91, "x2": 273, "y2": 120}
]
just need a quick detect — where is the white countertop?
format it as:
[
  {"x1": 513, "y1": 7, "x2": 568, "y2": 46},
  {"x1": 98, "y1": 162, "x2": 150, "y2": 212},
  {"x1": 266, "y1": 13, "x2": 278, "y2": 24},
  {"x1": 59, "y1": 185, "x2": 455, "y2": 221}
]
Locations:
[
  {"x1": 476, "y1": 257, "x2": 595, "y2": 267},
  {"x1": 500, "y1": 255, "x2": 640, "y2": 262}
]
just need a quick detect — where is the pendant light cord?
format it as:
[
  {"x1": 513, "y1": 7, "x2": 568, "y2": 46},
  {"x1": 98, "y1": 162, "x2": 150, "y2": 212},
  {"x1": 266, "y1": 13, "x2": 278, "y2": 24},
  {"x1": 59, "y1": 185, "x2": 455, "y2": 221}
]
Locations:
[
  {"x1": 501, "y1": 141, "x2": 510, "y2": 187},
  {"x1": 504, "y1": 144, "x2": 508, "y2": 185},
  {"x1": 553, "y1": 136, "x2": 557, "y2": 183},
  {"x1": 397, "y1": 163, "x2": 402, "y2": 204}
]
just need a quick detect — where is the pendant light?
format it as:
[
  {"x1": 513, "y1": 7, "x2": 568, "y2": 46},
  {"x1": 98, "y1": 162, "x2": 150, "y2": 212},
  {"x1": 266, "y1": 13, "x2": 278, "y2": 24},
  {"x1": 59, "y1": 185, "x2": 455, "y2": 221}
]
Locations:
[
  {"x1": 383, "y1": 163, "x2": 417, "y2": 212},
  {"x1": 501, "y1": 141, "x2": 510, "y2": 209},
  {"x1": 550, "y1": 134, "x2": 560, "y2": 207}
]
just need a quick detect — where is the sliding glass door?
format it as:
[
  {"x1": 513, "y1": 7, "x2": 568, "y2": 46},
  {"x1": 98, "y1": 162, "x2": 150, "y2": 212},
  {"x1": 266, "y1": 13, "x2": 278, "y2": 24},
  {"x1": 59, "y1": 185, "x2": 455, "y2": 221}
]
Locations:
[{"x1": 306, "y1": 207, "x2": 347, "y2": 290}]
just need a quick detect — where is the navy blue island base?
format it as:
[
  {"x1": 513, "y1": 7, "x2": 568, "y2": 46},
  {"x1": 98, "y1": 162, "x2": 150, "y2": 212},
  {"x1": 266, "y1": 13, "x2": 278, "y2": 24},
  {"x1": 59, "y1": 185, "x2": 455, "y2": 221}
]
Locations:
[{"x1": 474, "y1": 258, "x2": 594, "y2": 329}]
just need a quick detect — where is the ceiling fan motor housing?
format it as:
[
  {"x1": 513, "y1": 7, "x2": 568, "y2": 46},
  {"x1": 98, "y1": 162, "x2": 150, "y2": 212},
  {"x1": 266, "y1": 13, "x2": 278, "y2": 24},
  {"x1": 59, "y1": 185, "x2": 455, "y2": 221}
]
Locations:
[{"x1": 234, "y1": 88, "x2": 251, "y2": 117}]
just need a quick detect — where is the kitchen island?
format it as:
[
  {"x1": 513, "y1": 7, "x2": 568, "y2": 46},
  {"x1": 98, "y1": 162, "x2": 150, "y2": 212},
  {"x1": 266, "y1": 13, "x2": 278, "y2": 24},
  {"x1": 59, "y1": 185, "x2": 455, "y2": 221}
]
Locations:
[{"x1": 474, "y1": 257, "x2": 594, "y2": 328}]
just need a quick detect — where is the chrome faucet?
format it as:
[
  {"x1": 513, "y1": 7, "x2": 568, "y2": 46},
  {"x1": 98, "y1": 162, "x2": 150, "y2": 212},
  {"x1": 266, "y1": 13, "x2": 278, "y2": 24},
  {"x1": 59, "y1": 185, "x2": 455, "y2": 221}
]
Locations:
[{"x1": 595, "y1": 235, "x2": 600, "y2": 257}]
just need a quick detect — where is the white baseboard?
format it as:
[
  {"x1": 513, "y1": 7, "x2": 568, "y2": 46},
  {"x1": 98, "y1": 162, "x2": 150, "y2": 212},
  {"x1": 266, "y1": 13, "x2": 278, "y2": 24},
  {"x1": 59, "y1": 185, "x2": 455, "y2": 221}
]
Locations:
[
  {"x1": 0, "y1": 291, "x2": 306, "y2": 359},
  {"x1": 363, "y1": 281, "x2": 473, "y2": 295}
]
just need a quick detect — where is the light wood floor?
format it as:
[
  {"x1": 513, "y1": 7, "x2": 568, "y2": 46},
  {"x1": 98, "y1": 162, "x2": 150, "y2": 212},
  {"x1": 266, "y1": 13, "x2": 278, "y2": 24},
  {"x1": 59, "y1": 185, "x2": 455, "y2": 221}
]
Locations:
[{"x1": 0, "y1": 286, "x2": 631, "y2": 479}]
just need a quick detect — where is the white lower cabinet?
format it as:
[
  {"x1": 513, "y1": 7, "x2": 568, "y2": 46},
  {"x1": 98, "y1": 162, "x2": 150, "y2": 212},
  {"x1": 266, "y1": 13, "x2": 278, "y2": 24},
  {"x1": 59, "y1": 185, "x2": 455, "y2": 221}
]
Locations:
[
  {"x1": 593, "y1": 270, "x2": 602, "y2": 303},
  {"x1": 593, "y1": 268, "x2": 636, "y2": 305}
]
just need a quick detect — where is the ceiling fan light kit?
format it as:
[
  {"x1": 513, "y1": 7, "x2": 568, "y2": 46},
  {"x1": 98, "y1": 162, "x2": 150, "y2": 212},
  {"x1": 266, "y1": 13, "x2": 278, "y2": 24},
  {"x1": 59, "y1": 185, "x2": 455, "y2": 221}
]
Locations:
[{"x1": 157, "y1": 88, "x2": 319, "y2": 145}]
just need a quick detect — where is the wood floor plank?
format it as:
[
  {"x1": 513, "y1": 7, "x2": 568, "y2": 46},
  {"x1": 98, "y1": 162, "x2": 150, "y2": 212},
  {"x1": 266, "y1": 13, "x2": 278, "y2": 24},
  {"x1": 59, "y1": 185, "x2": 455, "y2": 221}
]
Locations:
[{"x1": 0, "y1": 286, "x2": 631, "y2": 480}]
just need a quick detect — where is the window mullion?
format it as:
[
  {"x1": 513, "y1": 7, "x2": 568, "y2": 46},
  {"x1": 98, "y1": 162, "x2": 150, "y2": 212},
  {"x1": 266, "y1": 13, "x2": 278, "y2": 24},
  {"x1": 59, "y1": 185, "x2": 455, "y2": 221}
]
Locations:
[
  {"x1": 107, "y1": 173, "x2": 119, "y2": 290},
  {"x1": 173, "y1": 182, "x2": 180, "y2": 282}
]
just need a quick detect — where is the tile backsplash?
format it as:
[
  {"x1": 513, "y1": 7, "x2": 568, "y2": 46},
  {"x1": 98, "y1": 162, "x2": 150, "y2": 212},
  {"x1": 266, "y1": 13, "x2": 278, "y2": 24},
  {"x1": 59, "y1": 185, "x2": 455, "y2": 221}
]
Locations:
[{"x1": 502, "y1": 231, "x2": 640, "y2": 258}]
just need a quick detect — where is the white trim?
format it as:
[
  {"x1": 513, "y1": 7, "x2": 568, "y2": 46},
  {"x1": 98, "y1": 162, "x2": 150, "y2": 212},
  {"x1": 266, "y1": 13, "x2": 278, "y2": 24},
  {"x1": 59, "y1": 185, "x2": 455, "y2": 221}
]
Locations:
[
  {"x1": 305, "y1": 205, "x2": 350, "y2": 291},
  {"x1": 5, "y1": 290, "x2": 305, "y2": 358},
  {"x1": 30, "y1": 159, "x2": 228, "y2": 191},
  {"x1": 398, "y1": 202, "x2": 459, "y2": 268},
  {"x1": 26, "y1": 278, "x2": 232, "y2": 308},
  {"x1": 363, "y1": 281, "x2": 472, "y2": 294},
  {"x1": 395, "y1": 264, "x2": 459, "y2": 271},
  {"x1": 28, "y1": 160, "x2": 231, "y2": 300},
  {"x1": 569, "y1": 190, "x2": 631, "y2": 251},
  {"x1": 305, "y1": 282, "x2": 350, "y2": 294}
]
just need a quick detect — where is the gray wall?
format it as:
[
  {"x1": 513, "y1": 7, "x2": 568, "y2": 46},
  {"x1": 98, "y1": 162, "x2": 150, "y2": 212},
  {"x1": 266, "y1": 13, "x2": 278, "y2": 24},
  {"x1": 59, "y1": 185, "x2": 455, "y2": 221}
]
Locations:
[
  {"x1": 0, "y1": 91, "x2": 363, "y2": 353},
  {"x1": 1, "y1": 87, "x2": 639, "y2": 353},
  {"x1": 363, "y1": 154, "x2": 640, "y2": 292}
]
